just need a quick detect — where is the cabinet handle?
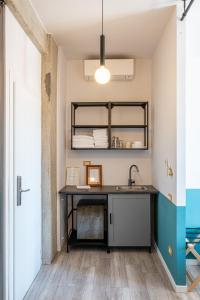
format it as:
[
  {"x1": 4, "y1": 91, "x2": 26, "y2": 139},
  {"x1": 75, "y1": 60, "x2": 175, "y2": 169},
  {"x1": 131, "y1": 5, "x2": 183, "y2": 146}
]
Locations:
[{"x1": 110, "y1": 213, "x2": 112, "y2": 224}]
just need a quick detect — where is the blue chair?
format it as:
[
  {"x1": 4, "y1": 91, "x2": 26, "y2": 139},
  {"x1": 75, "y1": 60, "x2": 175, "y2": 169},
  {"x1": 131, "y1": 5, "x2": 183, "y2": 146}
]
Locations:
[{"x1": 186, "y1": 227, "x2": 200, "y2": 291}]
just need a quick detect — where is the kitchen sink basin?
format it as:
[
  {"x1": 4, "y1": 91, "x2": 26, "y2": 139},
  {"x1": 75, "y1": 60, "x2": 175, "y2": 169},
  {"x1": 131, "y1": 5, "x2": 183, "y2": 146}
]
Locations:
[{"x1": 116, "y1": 185, "x2": 148, "y2": 191}]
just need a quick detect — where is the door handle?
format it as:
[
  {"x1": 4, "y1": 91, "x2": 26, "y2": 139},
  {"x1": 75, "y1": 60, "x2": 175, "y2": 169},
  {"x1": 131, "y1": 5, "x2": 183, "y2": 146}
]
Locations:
[
  {"x1": 17, "y1": 176, "x2": 31, "y2": 206},
  {"x1": 110, "y1": 213, "x2": 112, "y2": 224},
  {"x1": 20, "y1": 188, "x2": 31, "y2": 193}
]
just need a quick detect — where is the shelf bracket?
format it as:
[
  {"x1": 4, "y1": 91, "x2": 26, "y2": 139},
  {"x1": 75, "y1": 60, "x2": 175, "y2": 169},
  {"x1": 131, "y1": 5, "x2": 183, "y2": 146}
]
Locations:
[{"x1": 180, "y1": 0, "x2": 195, "y2": 21}]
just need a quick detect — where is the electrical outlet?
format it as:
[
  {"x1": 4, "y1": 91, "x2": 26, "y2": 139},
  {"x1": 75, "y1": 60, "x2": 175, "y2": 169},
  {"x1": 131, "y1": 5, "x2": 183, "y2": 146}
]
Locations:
[
  {"x1": 168, "y1": 245, "x2": 173, "y2": 256},
  {"x1": 168, "y1": 167, "x2": 174, "y2": 177},
  {"x1": 165, "y1": 160, "x2": 174, "y2": 177},
  {"x1": 168, "y1": 193, "x2": 173, "y2": 202}
]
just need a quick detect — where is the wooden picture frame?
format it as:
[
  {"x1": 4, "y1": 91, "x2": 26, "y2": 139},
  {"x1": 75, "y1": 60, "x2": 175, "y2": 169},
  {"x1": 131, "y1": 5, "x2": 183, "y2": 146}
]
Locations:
[{"x1": 86, "y1": 165, "x2": 102, "y2": 187}]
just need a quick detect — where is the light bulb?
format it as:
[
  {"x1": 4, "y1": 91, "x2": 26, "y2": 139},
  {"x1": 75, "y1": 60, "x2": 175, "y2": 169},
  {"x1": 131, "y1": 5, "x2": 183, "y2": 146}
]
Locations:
[{"x1": 95, "y1": 65, "x2": 111, "y2": 84}]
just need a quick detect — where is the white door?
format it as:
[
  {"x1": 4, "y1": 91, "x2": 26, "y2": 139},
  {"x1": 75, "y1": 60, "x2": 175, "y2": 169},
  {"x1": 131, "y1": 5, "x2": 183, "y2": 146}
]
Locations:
[
  {"x1": 13, "y1": 81, "x2": 41, "y2": 300},
  {"x1": 5, "y1": 8, "x2": 42, "y2": 300}
]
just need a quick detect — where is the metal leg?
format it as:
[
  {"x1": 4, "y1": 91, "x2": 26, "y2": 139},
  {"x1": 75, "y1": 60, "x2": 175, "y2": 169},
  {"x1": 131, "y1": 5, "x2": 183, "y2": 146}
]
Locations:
[
  {"x1": 72, "y1": 195, "x2": 74, "y2": 230},
  {"x1": 148, "y1": 246, "x2": 152, "y2": 254},
  {"x1": 66, "y1": 194, "x2": 69, "y2": 253}
]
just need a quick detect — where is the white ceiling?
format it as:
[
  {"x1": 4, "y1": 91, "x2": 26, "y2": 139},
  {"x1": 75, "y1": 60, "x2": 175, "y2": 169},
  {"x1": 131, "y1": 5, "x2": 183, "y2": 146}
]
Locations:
[{"x1": 30, "y1": 0, "x2": 177, "y2": 59}]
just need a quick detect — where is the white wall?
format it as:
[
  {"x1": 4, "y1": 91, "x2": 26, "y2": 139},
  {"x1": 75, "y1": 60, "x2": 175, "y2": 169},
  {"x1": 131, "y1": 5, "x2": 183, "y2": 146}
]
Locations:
[
  {"x1": 185, "y1": 0, "x2": 200, "y2": 189},
  {"x1": 66, "y1": 59, "x2": 152, "y2": 186},
  {"x1": 57, "y1": 47, "x2": 67, "y2": 251},
  {"x1": 152, "y1": 7, "x2": 184, "y2": 205}
]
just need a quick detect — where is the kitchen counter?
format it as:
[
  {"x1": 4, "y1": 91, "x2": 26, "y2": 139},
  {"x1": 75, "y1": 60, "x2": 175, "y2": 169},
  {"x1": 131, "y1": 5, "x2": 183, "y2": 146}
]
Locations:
[
  {"x1": 59, "y1": 185, "x2": 158, "y2": 195},
  {"x1": 59, "y1": 185, "x2": 158, "y2": 253}
]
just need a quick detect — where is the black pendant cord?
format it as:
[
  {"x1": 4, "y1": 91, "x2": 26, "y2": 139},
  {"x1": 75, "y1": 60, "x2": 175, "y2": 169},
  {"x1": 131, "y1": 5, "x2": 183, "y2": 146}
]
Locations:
[
  {"x1": 0, "y1": 0, "x2": 5, "y2": 7},
  {"x1": 181, "y1": 0, "x2": 195, "y2": 21},
  {"x1": 102, "y1": 0, "x2": 103, "y2": 35},
  {"x1": 100, "y1": 0, "x2": 105, "y2": 66}
]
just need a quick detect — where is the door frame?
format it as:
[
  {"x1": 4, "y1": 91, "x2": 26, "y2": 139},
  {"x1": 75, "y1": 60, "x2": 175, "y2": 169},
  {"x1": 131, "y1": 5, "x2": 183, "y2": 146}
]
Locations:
[
  {"x1": 4, "y1": 21, "x2": 16, "y2": 299},
  {"x1": 4, "y1": 6, "x2": 42, "y2": 300},
  {"x1": 0, "y1": 4, "x2": 5, "y2": 300}
]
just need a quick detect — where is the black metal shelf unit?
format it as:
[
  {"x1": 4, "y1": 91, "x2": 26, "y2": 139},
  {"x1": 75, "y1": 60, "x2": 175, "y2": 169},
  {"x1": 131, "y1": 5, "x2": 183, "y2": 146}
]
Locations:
[{"x1": 71, "y1": 101, "x2": 149, "y2": 150}]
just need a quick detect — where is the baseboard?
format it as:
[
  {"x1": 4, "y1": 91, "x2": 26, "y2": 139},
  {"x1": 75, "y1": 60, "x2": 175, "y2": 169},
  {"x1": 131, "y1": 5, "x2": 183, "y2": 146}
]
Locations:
[{"x1": 154, "y1": 242, "x2": 187, "y2": 293}]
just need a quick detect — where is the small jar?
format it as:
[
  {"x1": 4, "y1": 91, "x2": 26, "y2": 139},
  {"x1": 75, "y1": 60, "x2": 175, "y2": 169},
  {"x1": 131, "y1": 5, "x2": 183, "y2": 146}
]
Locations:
[
  {"x1": 112, "y1": 136, "x2": 116, "y2": 148},
  {"x1": 119, "y1": 140, "x2": 123, "y2": 148},
  {"x1": 116, "y1": 137, "x2": 120, "y2": 148}
]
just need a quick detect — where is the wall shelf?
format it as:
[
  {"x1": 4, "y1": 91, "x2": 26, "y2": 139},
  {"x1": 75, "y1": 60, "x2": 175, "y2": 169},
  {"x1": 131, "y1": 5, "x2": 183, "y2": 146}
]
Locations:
[{"x1": 71, "y1": 101, "x2": 149, "y2": 150}]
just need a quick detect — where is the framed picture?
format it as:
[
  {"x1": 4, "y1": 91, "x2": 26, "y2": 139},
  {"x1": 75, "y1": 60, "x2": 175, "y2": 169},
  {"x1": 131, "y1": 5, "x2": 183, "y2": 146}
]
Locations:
[
  {"x1": 86, "y1": 165, "x2": 102, "y2": 187},
  {"x1": 66, "y1": 167, "x2": 80, "y2": 186}
]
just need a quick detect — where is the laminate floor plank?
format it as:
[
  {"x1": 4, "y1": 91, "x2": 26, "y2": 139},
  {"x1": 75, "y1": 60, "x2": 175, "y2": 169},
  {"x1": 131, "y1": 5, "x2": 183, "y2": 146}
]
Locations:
[
  {"x1": 24, "y1": 248, "x2": 200, "y2": 300},
  {"x1": 145, "y1": 271, "x2": 173, "y2": 300},
  {"x1": 110, "y1": 251, "x2": 129, "y2": 288},
  {"x1": 126, "y1": 264, "x2": 150, "y2": 300}
]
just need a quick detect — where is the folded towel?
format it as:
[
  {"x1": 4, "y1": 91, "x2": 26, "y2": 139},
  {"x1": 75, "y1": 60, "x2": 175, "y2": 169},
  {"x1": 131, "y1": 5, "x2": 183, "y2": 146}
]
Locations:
[
  {"x1": 73, "y1": 135, "x2": 93, "y2": 140},
  {"x1": 93, "y1": 129, "x2": 107, "y2": 134},
  {"x1": 94, "y1": 139, "x2": 108, "y2": 144},
  {"x1": 73, "y1": 141, "x2": 94, "y2": 144},
  {"x1": 94, "y1": 142, "x2": 108, "y2": 146},
  {"x1": 74, "y1": 144, "x2": 95, "y2": 148},
  {"x1": 95, "y1": 145, "x2": 108, "y2": 148},
  {"x1": 73, "y1": 135, "x2": 94, "y2": 148},
  {"x1": 73, "y1": 134, "x2": 95, "y2": 148},
  {"x1": 73, "y1": 132, "x2": 109, "y2": 148},
  {"x1": 73, "y1": 142, "x2": 94, "y2": 145},
  {"x1": 73, "y1": 138, "x2": 94, "y2": 142},
  {"x1": 93, "y1": 135, "x2": 107, "y2": 138},
  {"x1": 93, "y1": 132, "x2": 107, "y2": 135},
  {"x1": 94, "y1": 142, "x2": 109, "y2": 147}
]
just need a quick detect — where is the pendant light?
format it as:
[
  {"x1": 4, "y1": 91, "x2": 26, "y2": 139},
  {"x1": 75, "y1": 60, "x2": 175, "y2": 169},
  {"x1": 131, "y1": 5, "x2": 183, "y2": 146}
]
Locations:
[{"x1": 95, "y1": 0, "x2": 111, "y2": 84}]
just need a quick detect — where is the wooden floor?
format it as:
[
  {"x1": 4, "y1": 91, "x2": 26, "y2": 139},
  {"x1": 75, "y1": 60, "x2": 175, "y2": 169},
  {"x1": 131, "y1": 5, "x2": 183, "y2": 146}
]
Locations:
[{"x1": 24, "y1": 248, "x2": 200, "y2": 300}]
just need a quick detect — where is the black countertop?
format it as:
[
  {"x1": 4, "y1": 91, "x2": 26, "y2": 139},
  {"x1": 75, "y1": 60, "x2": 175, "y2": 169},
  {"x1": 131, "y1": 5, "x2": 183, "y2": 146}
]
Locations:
[{"x1": 59, "y1": 185, "x2": 158, "y2": 195}]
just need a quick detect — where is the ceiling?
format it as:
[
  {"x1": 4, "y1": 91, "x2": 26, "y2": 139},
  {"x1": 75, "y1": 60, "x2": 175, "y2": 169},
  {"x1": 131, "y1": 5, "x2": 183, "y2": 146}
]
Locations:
[{"x1": 30, "y1": 0, "x2": 178, "y2": 59}]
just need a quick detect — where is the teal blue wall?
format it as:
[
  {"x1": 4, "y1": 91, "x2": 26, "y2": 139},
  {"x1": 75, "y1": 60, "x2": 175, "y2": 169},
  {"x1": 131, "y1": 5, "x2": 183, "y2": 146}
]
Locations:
[
  {"x1": 155, "y1": 192, "x2": 186, "y2": 285},
  {"x1": 186, "y1": 189, "x2": 200, "y2": 257}
]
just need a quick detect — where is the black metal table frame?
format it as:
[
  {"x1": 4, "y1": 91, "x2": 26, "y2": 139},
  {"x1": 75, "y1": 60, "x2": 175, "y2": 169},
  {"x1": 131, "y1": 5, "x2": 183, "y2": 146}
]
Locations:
[
  {"x1": 63, "y1": 193, "x2": 108, "y2": 252},
  {"x1": 60, "y1": 191, "x2": 156, "y2": 254}
]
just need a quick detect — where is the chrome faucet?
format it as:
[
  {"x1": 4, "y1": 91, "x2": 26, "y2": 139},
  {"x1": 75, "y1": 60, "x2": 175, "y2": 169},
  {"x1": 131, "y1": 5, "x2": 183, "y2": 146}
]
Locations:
[{"x1": 128, "y1": 164, "x2": 139, "y2": 186}]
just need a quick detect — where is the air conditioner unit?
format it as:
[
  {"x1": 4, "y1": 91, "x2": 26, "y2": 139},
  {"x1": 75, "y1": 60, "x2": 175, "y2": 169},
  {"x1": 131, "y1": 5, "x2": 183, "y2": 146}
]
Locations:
[{"x1": 84, "y1": 59, "x2": 135, "y2": 81}]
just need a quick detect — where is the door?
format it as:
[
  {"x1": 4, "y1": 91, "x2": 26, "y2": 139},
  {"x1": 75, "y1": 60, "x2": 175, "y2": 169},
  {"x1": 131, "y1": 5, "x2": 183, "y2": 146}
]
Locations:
[
  {"x1": 5, "y1": 7, "x2": 42, "y2": 300},
  {"x1": 108, "y1": 194, "x2": 151, "y2": 247},
  {"x1": 13, "y1": 81, "x2": 41, "y2": 300}
]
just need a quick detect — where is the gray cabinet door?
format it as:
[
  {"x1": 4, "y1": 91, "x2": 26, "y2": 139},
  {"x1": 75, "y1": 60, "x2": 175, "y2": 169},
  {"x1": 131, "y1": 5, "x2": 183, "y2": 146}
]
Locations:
[{"x1": 108, "y1": 194, "x2": 151, "y2": 247}]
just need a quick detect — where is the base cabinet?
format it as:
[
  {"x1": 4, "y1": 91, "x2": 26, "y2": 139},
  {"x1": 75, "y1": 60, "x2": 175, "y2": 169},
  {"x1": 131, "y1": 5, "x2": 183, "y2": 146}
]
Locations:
[{"x1": 108, "y1": 194, "x2": 151, "y2": 247}]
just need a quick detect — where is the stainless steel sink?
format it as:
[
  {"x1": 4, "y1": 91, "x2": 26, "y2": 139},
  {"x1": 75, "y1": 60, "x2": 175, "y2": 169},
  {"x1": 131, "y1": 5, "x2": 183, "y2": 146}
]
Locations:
[{"x1": 116, "y1": 185, "x2": 148, "y2": 191}]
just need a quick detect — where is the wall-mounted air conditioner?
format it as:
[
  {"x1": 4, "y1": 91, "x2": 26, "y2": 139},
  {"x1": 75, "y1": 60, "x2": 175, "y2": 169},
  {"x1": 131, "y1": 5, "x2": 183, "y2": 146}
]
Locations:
[{"x1": 84, "y1": 59, "x2": 135, "y2": 81}]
